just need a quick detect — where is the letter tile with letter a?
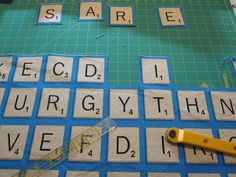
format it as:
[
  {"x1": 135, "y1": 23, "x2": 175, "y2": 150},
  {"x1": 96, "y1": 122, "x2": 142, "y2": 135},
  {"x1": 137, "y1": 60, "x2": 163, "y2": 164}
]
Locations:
[
  {"x1": 157, "y1": 7, "x2": 185, "y2": 27},
  {"x1": 107, "y1": 172, "x2": 140, "y2": 177},
  {"x1": 79, "y1": 1, "x2": 103, "y2": 21},
  {"x1": 0, "y1": 126, "x2": 29, "y2": 160},
  {"x1": 73, "y1": 89, "x2": 103, "y2": 118},
  {"x1": 13, "y1": 56, "x2": 42, "y2": 82},
  {"x1": 188, "y1": 174, "x2": 220, "y2": 177},
  {"x1": 177, "y1": 91, "x2": 209, "y2": 120},
  {"x1": 148, "y1": 173, "x2": 181, "y2": 177},
  {"x1": 109, "y1": 6, "x2": 135, "y2": 26},
  {"x1": 4, "y1": 88, "x2": 37, "y2": 117},
  {"x1": 66, "y1": 171, "x2": 99, "y2": 177},
  {"x1": 77, "y1": 57, "x2": 105, "y2": 83},
  {"x1": 68, "y1": 126, "x2": 101, "y2": 162},
  {"x1": 30, "y1": 126, "x2": 65, "y2": 160},
  {"x1": 37, "y1": 4, "x2": 63, "y2": 24},
  {"x1": 141, "y1": 58, "x2": 170, "y2": 84},
  {"x1": 109, "y1": 89, "x2": 139, "y2": 119},
  {"x1": 108, "y1": 127, "x2": 140, "y2": 162},
  {"x1": 146, "y1": 128, "x2": 179, "y2": 163},
  {"x1": 211, "y1": 91, "x2": 236, "y2": 121},
  {"x1": 38, "y1": 88, "x2": 70, "y2": 118},
  {"x1": 45, "y1": 55, "x2": 74, "y2": 82},
  {"x1": 0, "y1": 56, "x2": 13, "y2": 82},
  {"x1": 0, "y1": 170, "x2": 19, "y2": 177}
]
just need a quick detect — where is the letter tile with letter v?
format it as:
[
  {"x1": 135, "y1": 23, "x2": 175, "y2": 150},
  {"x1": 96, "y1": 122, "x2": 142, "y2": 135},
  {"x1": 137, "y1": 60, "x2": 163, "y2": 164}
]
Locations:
[
  {"x1": 37, "y1": 4, "x2": 63, "y2": 24},
  {"x1": 78, "y1": 1, "x2": 103, "y2": 21},
  {"x1": 66, "y1": 171, "x2": 99, "y2": 177},
  {"x1": 0, "y1": 55, "x2": 13, "y2": 82}
]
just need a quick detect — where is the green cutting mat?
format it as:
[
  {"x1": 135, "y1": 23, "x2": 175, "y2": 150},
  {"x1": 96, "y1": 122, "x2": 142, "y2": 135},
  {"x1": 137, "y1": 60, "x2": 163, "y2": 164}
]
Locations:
[{"x1": 0, "y1": 0, "x2": 236, "y2": 88}]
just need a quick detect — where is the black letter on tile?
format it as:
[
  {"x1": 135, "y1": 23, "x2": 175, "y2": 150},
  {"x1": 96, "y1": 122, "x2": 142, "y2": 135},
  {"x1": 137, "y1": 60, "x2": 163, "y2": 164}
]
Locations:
[
  {"x1": 116, "y1": 136, "x2": 130, "y2": 154},
  {"x1": 40, "y1": 133, "x2": 53, "y2": 151},
  {"x1": 47, "y1": 95, "x2": 59, "y2": 110}
]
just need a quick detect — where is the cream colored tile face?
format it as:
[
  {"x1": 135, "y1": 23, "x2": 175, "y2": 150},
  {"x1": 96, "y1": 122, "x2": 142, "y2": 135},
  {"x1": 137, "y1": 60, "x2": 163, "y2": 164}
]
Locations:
[
  {"x1": 144, "y1": 90, "x2": 174, "y2": 120},
  {"x1": 184, "y1": 129, "x2": 217, "y2": 164},
  {"x1": 110, "y1": 7, "x2": 134, "y2": 26},
  {"x1": 107, "y1": 172, "x2": 140, "y2": 177},
  {"x1": 30, "y1": 126, "x2": 65, "y2": 160},
  {"x1": 38, "y1": 88, "x2": 70, "y2": 118},
  {"x1": 0, "y1": 169, "x2": 19, "y2": 177},
  {"x1": 0, "y1": 88, "x2": 5, "y2": 106},
  {"x1": 13, "y1": 57, "x2": 42, "y2": 82},
  {"x1": 148, "y1": 173, "x2": 181, "y2": 177},
  {"x1": 109, "y1": 89, "x2": 138, "y2": 119},
  {"x1": 66, "y1": 171, "x2": 99, "y2": 177},
  {"x1": 146, "y1": 128, "x2": 179, "y2": 163},
  {"x1": 219, "y1": 129, "x2": 236, "y2": 164},
  {"x1": 211, "y1": 91, "x2": 236, "y2": 121},
  {"x1": 158, "y1": 8, "x2": 185, "y2": 26},
  {"x1": 79, "y1": 2, "x2": 102, "y2": 20},
  {"x1": 77, "y1": 58, "x2": 105, "y2": 83},
  {"x1": 108, "y1": 127, "x2": 140, "y2": 162},
  {"x1": 4, "y1": 88, "x2": 37, "y2": 117},
  {"x1": 0, "y1": 56, "x2": 13, "y2": 82},
  {"x1": 73, "y1": 89, "x2": 103, "y2": 118},
  {"x1": 69, "y1": 126, "x2": 101, "y2": 162},
  {"x1": 188, "y1": 174, "x2": 220, "y2": 177},
  {"x1": 38, "y1": 4, "x2": 63, "y2": 23},
  {"x1": 228, "y1": 174, "x2": 236, "y2": 177},
  {"x1": 0, "y1": 126, "x2": 29, "y2": 160},
  {"x1": 233, "y1": 61, "x2": 236, "y2": 71},
  {"x1": 25, "y1": 170, "x2": 58, "y2": 177},
  {"x1": 45, "y1": 56, "x2": 73, "y2": 82},
  {"x1": 177, "y1": 91, "x2": 209, "y2": 120},
  {"x1": 142, "y1": 58, "x2": 170, "y2": 84}
]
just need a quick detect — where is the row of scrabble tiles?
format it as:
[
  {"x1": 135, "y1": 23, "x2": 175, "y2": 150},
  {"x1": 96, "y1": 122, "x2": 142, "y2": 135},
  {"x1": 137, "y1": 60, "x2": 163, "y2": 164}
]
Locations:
[
  {"x1": 1, "y1": 170, "x2": 235, "y2": 177},
  {"x1": 0, "y1": 88, "x2": 235, "y2": 121},
  {"x1": 0, "y1": 126, "x2": 235, "y2": 164},
  {"x1": 0, "y1": 55, "x2": 171, "y2": 85}
]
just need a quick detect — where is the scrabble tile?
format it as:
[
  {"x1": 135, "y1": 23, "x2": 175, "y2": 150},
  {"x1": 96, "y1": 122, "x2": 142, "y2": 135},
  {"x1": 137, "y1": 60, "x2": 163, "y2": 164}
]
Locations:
[
  {"x1": 144, "y1": 90, "x2": 174, "y2": 120},
  {"x1": 148, "y1": 173, "x2": 181, "y2": 177},
  {"x1": 184, "y1": 129, "x2": 218, "y2": 164},
  {"x1": 30, "y1": 126, "x2": 65, "y2": 160},
  {"x1": 13, "y1": 56, "x2": 42, "y2": 82},
  {"x1": 77, "y1": 57, "x2": 105, "y2": 83},
  {"x1": 108, "y1": 127, "x2": 140, "y2": 162},
  {"x1": 66, "y1": 171, "x2": 99, "y2": 177},
  {"x1": 0, "y1": 126, "x2": 29, "y2": 160},
  {"x1": 4, "y1": 88, "x2": 37, "y2": 117},
  {"x1": 25, "y1": 170, "x2": 58, "y2": 177},
  {"x1": 79, "y1": 2, "x2": 102, "y2": 21},
  {"x1": 0, "y1": 169, "x2": 19, "y2": 177},
  {"x1": 228, "y1": 174, "x2": 236, "y2": 177},
  {"x1": 177, "y1": 91, "x2": 209, "y2": 120},
  {"x1": 107, "y1": 172, "x2": 140, "y2": 177},
  {"x1": 158, "y1": 7, "x2": 185, "y2": 27},
  {"x1": 109, "y1": 89, "x2": 138, "y2": 119},
  {"x1": 68, "y1": 126, "x2": 101, "y2": 162},
  {"x1": 109, "y1": 6, "x2": 135, "y2": 26},
  {"x1": 146, "y1": 128, "x2": 179, "y2": 163},
  {"x1": 37, "y1": 4, "x2": 63, "y2": 24},
  {"x1": 0, "y1": 88, "x2": 5, "y2": 106},
  {"x1": 188, "y1": 174, "x2": 220, "y2": 177},
  {"x1": 73, "y1": 89, "x2": 103, "y2": 118},
  {"x1": 38, "y1": 88, "x2": 70, "y2": 118},
  {"x1": 0, "y1": 56, "x2": 13, "y2": 82},
  {"x1": 219, "y1": 129, "x2": 236, "y2": 164},
  {"x1": 211, "y1": 91, "x2": 236, "y2": 121},
  {"x1": 141, "y1": 58, "x2": 170, "y2": 84},
  {"x1": 45, "y1": 55, "x2": 73, "y2": 82}
]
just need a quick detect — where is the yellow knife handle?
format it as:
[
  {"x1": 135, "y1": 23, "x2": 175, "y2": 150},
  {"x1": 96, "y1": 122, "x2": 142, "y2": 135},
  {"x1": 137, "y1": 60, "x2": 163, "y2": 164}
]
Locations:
[{"x1": 166, "y1": 127, "x2": 236, "y2": 156}]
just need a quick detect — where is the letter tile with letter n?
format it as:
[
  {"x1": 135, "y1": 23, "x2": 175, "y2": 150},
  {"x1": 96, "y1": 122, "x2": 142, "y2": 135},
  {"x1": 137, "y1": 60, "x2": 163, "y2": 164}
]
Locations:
[
  {"x1": 0, "y1": 126, "x2": 29, "y2": 160},
  {"x1": 141, "y1": 57, "x2": 170, "y2": 85},
  {"x1": 157, "y1": 7, "x2": 185, "y2": 27},
  {"x1": 148, "y1": 173, "x2": 181, "y2": 177},
  {"x1": 78, "y1": 1, "x2": 103, "y2": 21},
  {"x1": 73, "y1": 89, "x2": 103, "y2": 118},
  {"x1": 66, "y1": 171, "x2": 99, "y2": 177},
  {"x1": 0, "y1": 55, "x2": 13, "y2": 82},
  {"x1": 177, "y1": 91, "x2": 209, "y2": 120},
  {"x1": 4, "y1": 88, "x2": 37, "y2": 117},
  {"x1": 37, "y1": 4, "x2": 63, "y2": 24},
  {"x1": 38, "y1": 88, "x2": 70, "y2": 118},
  {"x1": 45, "y1": 55, "x2": 74, "y2": 82},
  {"x1": 109, "y1": 89, "x2": 139, "y2": 119},
  {"x1": 107, "y1": 172, "x2": 140, "y2": 177},
  {"x1": 13, "y1": 56, "x2": 43, "y2": 82},
  {"x1": 0, "y1": 170, "x2": 20, "y2": 177},
  {"x1": 109, "y1": 6, "x2": 135, "y2": 26},
  {"x1": 77, "y1": 57, "x2": 105, "y2": 83},
  {"x1": 108, "y1": 127, "x2": 140, "y2": 162},
  {"x1": 211, "y1": 91, "x2": 236, "y2": 121},
  {"x1": 29, "y1": 126, "x2": 65, "y2": 160}
]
